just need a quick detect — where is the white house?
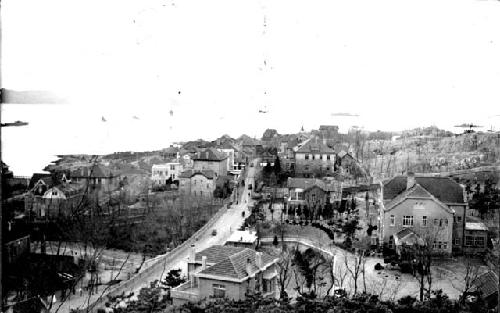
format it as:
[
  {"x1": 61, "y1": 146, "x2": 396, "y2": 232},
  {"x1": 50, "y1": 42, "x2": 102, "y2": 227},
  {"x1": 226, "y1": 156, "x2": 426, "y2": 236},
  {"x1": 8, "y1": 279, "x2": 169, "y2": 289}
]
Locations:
[{"x1": 152, "y1": 163, "x2": 182, "y2": 185}]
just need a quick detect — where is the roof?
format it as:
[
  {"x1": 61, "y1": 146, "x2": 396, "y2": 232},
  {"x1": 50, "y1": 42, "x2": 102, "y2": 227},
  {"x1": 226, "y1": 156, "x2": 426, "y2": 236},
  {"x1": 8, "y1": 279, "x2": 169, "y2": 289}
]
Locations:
[
  {"x1": 384, "y1": 183, "x2": 454, "y2": 214},
  {"x1": 29, "y1": 173, "x2": 53, "y2": 189},
  {"x1": 198, "y1": 248, "x2": 276, "y2": 280},
  {"x1": 193, "y1": 148, "x2": 227, "y2": 162},
  {"x1": 162, "y1": 146, "x2": 179, "y2": 154},
  {"x1": 71, "y1": 164, "x2": 115, "y2": 178},
  {"x1": 466, "y1": 222, "x2": 489, "y2": 231},
  {"x1": 45, "y1": 183, "x2": 84, "y2": 197},
  {"x1": 226, "y1": 230, "x2": 258, "y2": 244},
  {"x1": 287, "y1": 177, "x2": 340, "y2": 192},
  {"x1": 178, "y1": 169, "x2": 215, "y2": 179},
  {"x1": 472, "y1": 271, "x2": 499, "y2": 298},
  {"x1": 383, "y1": 176, "x2": 465, "y2": 204},
  {"x1": 296, "y1": 138, "x2": 335, "y2": 154},
  {"x1": 194, "y1": 245, "x2": 245, "y2": 264},
  {"x1": 393, "y1": 228, "x2": 424, "y2": 246}
]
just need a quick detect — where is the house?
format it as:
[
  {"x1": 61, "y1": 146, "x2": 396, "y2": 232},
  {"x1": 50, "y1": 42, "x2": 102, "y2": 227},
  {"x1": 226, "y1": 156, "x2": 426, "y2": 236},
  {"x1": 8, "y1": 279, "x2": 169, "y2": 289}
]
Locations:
[
  {"x1": 225, "y1": 230, "x2": 258, "y2": 248},
  {"x1": 286, "y1": 177, "x2": 342, "y2": 220},
  {"x1": 26, "y1": 183, "x2": 85, "y2": 218},
  {"x1": 294, "y1": 138, "x2": 336, "y2": 178},
  {"x1": 171, "y1": 245, "x2": 278, "y2": 305},
  {"x1": 469, "y1": 271, "x2": 498, "y2": 308},
  {"x1": 317, "y1": 125, "x2": 340, "y2": 147},
  {"x1": 161, "y1": 146, "x2": 180, "y2": 160},
  {"x1": 464, "y1": 222, "x2": 489, "y2": 254},
  {"x1": 337, "y1": 151, "x2": 370, "y2": 185},
  {"x1": 179, "y1": 169, "x2": 217, "y2": 199},
  {"x1": 380, "y1": 173, "x2": 469, "y2": 255},
  {"x1": 70, "y1": 164, "x2": 119, "y2": 194},
  {"x1": 151, "y1": 163, "x2": 182, "y2": 185},
  {"x1": 193, "y1": 148, "x2": 228, "y2": 178}
]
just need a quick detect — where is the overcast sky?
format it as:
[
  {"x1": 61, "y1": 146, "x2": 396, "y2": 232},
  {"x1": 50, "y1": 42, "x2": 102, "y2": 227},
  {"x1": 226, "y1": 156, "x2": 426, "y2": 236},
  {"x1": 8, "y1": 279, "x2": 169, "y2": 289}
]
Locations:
[{"x1": 2, "y1": 0, "x2": 500, "y2": 176}]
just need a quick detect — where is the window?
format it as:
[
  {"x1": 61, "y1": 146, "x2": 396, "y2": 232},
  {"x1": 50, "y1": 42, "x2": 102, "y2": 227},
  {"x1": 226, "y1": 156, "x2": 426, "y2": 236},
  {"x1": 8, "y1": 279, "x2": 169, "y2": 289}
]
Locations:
[
  {"x1": 304, "y1": 166, "x2": 309, "y2": 171},
  {"x1": 457, "y1": 216, "x2": 462, "y2": 222},
  {"x1": 444, "y1": 219, "x2": 448, "y2": 227},
  {"x1": 320, "y1": 155, "x2": 323, "y2": 160},
  {"x1": 327, "y1": 155, "x2": 331, "y2": 160},
  {"x1": 454, "y1": 238, "x2": 460, "y2": 245},
  {"x1": 326, "y1": 167, "x2": 330, "y2": 171},
  {"x1": 434, "y1": 219, "x2": 439, "y2": 226},
  {"x1": 422, "y1": 216, "x2": 427, "y2": 227},
  {"x1": 305, "y1": 154, "x2": 310, "y2": 160},
  {"x1": 52, "y1": 190, "x2": 58, "y2": 196},
  {"x1": 465, "y1": 236, "x2": 474, "y2": 246},
  {"x1": 213, "y1": 284, "x2": 226, "y2": 298},
  {"x1": 170, "y1": 165, "x2": 175, "y2": 170},
  {"x1": 433, "y1": 241, "x2": 437, "y2": 249},
  {"x1": 390, "y1": 215, "x2": 395, "y2": 226},
  {"x1": 402, "y1": 216, "x2": 414, "y2": 227},
  {"x1": 312, "y1": 154, "x2": 315, "y2": 160},
  {"x1": 443, "y1": 242, "x2": 448, "y2": 250},
  {"x1": 312, "y1": 194, "x2": 316, "y2": 202},
  {"x1": 439, "y1": 219, "x2": 443, "y2": 227},
  {"x1": 200, "y1": 191, "x2": 203, "y2": 197},
  {"x1": 474, "y1": 237, "x2": 485, "y2": 247},
  {"x1": 468, "y1": 210, "x2": 474, "y2": 217}
]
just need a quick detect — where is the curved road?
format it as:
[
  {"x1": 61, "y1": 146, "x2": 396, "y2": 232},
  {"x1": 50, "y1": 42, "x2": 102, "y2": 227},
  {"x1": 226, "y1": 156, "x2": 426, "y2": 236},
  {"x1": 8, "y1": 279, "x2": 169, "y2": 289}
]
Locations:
[{"x1": 56, "y1": 160, "x2": 259, "y2": 312}]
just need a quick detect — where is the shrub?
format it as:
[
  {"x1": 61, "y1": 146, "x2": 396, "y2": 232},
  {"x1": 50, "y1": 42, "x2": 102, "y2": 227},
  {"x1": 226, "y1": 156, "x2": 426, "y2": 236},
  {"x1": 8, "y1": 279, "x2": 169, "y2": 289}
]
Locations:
[{"x1": 374, "y1": 263, "x2": 384, "y2": 271}]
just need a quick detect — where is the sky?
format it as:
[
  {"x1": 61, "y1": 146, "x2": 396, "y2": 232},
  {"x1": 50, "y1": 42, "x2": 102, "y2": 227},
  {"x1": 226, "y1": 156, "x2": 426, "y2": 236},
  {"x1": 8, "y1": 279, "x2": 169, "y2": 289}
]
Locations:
[{"x1": 1, "y1": 0, "x2": 500, "y2": 176}]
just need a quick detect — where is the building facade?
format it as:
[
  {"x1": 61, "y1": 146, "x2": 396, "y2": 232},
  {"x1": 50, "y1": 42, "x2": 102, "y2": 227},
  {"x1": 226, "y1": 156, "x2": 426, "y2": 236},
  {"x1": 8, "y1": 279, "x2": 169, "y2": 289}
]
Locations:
[
  {"x1": 380, "y1": 174, "x2": 471, "y2": 255},
  {"x1": 179, "y1": 169, "x2": 216, "y2": 199},
  {"x1": 192, "y1": 148, "x2": 228, "y2": 178},
  {"x1": 151, "y1": 163, "x2": 182, "y2": 185},
  {"x1": 294, "y1": 138, "x2": 336, "y2": 178}
]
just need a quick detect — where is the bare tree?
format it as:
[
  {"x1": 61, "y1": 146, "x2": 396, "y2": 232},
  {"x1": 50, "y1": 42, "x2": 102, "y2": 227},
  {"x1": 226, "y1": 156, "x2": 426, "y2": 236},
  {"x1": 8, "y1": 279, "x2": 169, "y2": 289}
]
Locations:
[
  {"x1": 343, "y1": 249, "x2": 366, "y2": 295},
  {"x1": 276, "y1": 247, "x2": 293, "y2": 299}
]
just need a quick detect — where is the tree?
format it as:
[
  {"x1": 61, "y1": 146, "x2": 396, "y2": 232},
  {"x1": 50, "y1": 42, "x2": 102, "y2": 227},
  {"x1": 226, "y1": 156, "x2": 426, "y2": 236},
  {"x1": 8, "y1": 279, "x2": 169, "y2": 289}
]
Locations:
[{"x1": 276, "y1": 248, "x2": 293, "y2": 300}]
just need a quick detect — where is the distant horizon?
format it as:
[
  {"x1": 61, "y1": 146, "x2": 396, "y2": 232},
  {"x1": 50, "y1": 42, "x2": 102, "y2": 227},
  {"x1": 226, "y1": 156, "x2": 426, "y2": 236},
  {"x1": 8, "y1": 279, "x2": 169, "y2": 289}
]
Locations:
[{"x1": 2, "y1": 0, "x2": 500, "y2": 176}]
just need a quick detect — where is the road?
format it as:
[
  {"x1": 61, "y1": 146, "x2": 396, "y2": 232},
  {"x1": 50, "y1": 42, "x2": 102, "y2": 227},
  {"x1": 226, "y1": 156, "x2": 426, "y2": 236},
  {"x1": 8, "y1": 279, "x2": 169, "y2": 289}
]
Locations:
[{"x1": 54, "y1": 160, "x2": 259, "y2": 312}]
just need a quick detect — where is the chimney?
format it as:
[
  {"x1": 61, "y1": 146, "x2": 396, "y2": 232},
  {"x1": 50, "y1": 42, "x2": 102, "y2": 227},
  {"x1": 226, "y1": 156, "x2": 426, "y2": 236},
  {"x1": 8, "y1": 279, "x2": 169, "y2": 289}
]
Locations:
[
  {"x1": 246, "y1": 258, "x2": 253, "y2": 276},
  {"x1": 189, "y1": 244, "x2": 196, "y2": 262},
  {"x1": 255, "y1": 252, "x2": 263, "y2": 268},
  {"x1": 201, "y1": 255, "x2": 207, "y2": 270},
  {"x1": 407, "y1": 172, "x2": 416, "y2": 190}
]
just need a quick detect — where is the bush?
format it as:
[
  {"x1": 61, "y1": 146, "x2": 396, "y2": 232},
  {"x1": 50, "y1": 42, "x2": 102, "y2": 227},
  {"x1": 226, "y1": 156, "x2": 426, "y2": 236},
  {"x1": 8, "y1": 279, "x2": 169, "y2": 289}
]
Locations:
[{"x1": 374, "y1": 263, "x2": 384, "y2": 271}]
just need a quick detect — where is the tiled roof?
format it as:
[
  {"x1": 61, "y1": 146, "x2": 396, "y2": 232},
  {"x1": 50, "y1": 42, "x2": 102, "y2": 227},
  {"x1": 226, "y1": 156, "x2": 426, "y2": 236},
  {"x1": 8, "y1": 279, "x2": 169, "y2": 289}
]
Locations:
[
  {"x1": 384, "y1": 183, "x2": 454, "y2": 213},
  {"x1": 472, "y1": 271, "x2": 499, "y2": 298},
  {"x1": 296, "y1": 138, "x2": 335, "y2": 154},
  {"x1": 195, "y1": 245, "x2": 245, "y2": 264},
  {"x1": 383, "y1": 176, "x2": 465, "y2": 204},
  {"x1": 393, "y1": 228, "x2": 424, "y2": 246},
  {"x1": 193, "y1": 148, "x2": 227, "y2": 161},
  {"x1": 287, "y1": 177, "x2": 339, "y2": 192},
  {"x1": 199, "y1": 248, "x2": 276, "y2": 279},
  {"x1": 178, "y1": 169, "x2": 215, "y2": 179}
]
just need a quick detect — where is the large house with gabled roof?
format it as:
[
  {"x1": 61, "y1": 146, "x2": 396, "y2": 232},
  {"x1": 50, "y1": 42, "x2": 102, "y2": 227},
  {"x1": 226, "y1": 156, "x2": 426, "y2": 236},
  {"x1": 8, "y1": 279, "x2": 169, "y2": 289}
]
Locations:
[
  {"x1": 379, "y1": 173, "x2": 486, "y2": 255},
  {"x1": 178, "y1": 169, "x2": 217, "y2": 199},
  {"x1": 171, "y1": 245, "x2": 278, "y2": 305},
  {"x1": 192, "y1": 148, "x2": 228, "y2": 178},
  {"x1": 294, "y1": 138, "x2": 336, "y2": 178}
]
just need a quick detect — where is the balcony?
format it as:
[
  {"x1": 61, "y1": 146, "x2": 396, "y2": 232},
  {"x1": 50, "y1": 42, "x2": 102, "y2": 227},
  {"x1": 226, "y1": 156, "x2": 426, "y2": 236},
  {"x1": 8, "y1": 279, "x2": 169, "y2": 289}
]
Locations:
[{"x1": 171, "y1": 281, "x2": 200, "y2": 304}]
